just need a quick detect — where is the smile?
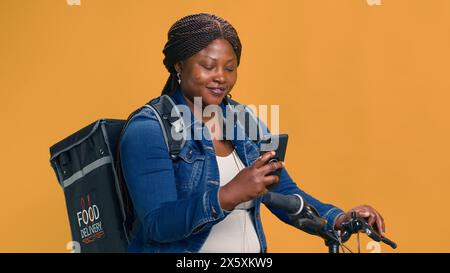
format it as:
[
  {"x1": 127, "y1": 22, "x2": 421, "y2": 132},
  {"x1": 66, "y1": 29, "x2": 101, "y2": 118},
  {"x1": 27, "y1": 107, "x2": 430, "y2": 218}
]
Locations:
[{"x1": 207, "y1": 87, "x2": 226, "y2": 96}]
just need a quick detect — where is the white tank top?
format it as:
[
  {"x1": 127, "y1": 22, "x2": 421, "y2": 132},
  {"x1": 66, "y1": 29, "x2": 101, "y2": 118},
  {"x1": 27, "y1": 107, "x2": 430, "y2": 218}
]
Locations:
[{"x1": 199, "y1": 149, "x2": 261, "y2": 253}]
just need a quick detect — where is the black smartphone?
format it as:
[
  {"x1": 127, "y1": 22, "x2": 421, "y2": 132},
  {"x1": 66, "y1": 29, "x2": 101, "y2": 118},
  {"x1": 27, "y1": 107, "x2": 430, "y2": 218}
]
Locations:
[{"x1": 259, "y1": 134, "x2": 288, "y2": 180}]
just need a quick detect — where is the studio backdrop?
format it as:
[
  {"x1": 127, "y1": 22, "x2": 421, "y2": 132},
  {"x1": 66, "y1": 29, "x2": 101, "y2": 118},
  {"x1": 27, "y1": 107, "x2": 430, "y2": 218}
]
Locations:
[{"x1": 1, "y1": 0, "x2": 449, "y2": 252}]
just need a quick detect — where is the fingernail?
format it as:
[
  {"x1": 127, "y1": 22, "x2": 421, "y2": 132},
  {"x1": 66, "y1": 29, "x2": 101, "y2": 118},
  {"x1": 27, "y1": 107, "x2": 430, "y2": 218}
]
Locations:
[
  {"x1": 271, "y1": 151, "x2": 276, "y2": 156},
  {"x1": 282, "y1": 161, "x2": 285, "y2": 167}
]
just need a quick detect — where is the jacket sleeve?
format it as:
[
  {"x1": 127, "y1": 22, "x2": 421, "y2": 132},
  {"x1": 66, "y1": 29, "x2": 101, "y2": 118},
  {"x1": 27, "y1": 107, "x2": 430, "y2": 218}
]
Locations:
[{"x1": 119, "y1": 108, "x2": 229, "y2": 244}]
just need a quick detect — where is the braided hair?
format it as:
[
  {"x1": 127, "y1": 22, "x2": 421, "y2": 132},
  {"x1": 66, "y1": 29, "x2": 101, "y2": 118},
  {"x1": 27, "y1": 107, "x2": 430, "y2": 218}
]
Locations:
[{"x1": 161, "y1": 13, "x2": 242, "y2": 95}]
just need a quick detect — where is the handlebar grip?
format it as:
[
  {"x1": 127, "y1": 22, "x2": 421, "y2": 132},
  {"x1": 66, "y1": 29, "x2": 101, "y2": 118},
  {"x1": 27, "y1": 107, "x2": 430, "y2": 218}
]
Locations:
[
  {"x1": 363, "y1": 221, "x2": 398, "y2": 250},
  {"x1": 381, "y1": 237, "x2": 397, "y2": 249},
  {"x1": 262, "y1": 192, "x2": 303, "y2": 215}
]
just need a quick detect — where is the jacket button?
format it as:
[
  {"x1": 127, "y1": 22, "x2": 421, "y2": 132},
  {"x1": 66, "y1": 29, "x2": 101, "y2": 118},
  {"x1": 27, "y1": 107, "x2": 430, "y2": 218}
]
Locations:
[{"x1": 187, "y1": 150, "x2": 193, "y2": 159}]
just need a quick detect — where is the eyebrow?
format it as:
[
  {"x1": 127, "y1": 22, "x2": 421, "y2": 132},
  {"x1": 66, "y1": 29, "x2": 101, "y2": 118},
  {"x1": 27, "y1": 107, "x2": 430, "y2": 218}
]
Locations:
[{"x1": 205, "y1": 55, "x2": 235, "y2": 63}]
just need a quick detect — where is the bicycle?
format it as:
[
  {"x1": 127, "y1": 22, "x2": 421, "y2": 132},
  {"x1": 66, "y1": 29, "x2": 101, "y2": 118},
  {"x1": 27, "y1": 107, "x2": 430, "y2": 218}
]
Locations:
[{"x1": 262, "y1": 192, "x2": 397, "y2": 253}]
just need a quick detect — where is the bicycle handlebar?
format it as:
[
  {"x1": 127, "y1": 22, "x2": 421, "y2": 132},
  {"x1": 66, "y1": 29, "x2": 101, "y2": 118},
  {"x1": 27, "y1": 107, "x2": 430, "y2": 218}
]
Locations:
[
  {"x1": 263, "y1": 192, "x2": 334, "y2": 238},
  {"x1": 262, "y1": 192, "x2": 398, "y2": 252}
]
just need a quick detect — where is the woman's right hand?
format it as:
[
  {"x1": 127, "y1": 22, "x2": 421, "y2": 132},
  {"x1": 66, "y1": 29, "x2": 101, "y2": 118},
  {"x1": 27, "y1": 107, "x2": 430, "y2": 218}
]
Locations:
[{"x1": 218, "y1": 151, "x2": 284, "y2": 211}]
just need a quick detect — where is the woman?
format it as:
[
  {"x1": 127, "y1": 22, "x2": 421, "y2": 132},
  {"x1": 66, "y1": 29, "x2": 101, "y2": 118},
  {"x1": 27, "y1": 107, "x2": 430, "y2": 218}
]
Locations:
[{"x1": 120, "y1": 13, "x2": 385, "y2": 253}]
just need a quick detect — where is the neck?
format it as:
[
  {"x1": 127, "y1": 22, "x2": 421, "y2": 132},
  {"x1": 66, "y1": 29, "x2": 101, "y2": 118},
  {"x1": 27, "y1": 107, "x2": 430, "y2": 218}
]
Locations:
[
  {"x1": 181, "y1": 93, "x2": 226, "y2": 141},
  {"x1": 182, "y1": 93, "x2": 214, "y2": 124}
]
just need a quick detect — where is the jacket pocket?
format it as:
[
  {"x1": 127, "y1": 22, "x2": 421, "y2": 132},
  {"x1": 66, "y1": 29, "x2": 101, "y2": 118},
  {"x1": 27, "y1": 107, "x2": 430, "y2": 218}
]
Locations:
[{"x1": 173, "y1": 148, "x2": 206, "y2": 192}]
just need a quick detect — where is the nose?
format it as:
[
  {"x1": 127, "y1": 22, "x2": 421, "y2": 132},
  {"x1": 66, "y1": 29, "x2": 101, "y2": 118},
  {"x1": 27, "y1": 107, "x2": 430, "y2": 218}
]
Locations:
[{"x1": 213, "y1": 68, "x2": 226, "y2": 83}]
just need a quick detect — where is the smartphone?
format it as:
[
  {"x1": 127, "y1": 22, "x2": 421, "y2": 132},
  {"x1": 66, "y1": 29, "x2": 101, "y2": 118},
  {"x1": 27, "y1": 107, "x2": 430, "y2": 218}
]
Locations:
[{"x1": 259, "y1": 134, "x2": 289, "y2": 181}]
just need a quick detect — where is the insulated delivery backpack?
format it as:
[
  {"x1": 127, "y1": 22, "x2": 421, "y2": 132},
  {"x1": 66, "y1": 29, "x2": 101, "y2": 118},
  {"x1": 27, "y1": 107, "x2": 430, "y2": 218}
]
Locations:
[{"x1": 49, "y1": 95, "x2": 187, "y2": 252}]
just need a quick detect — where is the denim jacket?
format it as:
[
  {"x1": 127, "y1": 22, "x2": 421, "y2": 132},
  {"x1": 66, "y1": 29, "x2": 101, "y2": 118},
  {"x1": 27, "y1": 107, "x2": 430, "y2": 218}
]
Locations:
[{"x1": 119, "y1": 88, "x2": 344, "y2": 253}]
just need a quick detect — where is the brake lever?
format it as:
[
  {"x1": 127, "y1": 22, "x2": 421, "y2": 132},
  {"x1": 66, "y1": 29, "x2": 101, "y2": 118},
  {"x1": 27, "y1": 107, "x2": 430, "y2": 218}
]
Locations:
[
  {"x1": 360, "y1": 220, "x2": 397, "y2": 249},
  {"x1": 340, "y1": 212, "x2": 397, "y2": 249}
]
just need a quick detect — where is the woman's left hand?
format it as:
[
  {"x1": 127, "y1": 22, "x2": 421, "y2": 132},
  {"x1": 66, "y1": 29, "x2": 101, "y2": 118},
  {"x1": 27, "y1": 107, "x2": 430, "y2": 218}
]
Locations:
[{"x1": 334, "y1": 205, "x2": 386, "y2": 237}]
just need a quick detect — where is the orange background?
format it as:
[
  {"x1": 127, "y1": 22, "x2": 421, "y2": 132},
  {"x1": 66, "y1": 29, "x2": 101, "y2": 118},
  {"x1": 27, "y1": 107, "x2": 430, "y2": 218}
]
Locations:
[{"x1": 1, "y1": 0, "x2": 449, "y2": 253}]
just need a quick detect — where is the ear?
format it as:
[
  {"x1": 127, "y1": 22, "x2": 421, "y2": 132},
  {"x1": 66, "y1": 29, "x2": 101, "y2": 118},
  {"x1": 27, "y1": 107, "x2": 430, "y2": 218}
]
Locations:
[{"x1": 174, "y1": 61, "x2": 184, "y2": 74}]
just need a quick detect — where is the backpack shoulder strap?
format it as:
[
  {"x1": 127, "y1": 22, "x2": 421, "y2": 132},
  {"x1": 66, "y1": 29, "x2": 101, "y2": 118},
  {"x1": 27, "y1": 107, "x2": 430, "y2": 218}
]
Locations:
[{"x1": 144, "y1": 95, "x2": 185, "y2": 159}]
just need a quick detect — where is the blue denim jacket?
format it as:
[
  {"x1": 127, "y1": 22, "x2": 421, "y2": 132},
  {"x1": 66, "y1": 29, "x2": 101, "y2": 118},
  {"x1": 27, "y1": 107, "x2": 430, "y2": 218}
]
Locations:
[{"x1": 119, "y1": 88, "x2": 344, "y2": 253}]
